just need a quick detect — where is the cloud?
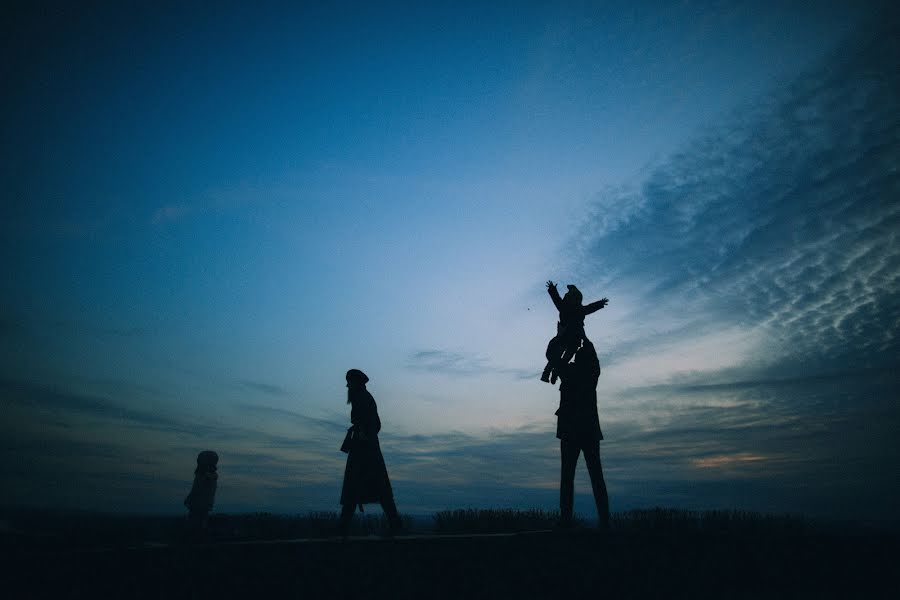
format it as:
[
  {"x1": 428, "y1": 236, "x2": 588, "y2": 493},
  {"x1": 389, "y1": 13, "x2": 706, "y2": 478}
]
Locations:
[
  {"x1": 3, "y1": 363, "x2": 897, "y2": 518},
  {"x1": 236, "y1": 403, "x2": 347, "y2": 437},
  {"x1": 384, "y1": 362, "x2": 899, "y2": 516},
  {"x1": 554, "y1": 18, "x2": 900, "y2": 519},
  {"x1": 0, "y1": 379, "x2": 352, "y2": 512},
  {"x1": 408, "y1": 349, "x2": 536, "y2": 380},
  {"x1": 238, "y1": 380, "x2": 290, "y2": 396},
  {"x1": 0, "y1": 379, "x2": 190, "y2": 432},
  {"x1": 574, "y1": 18, "x2": 900, "y2": 380}
]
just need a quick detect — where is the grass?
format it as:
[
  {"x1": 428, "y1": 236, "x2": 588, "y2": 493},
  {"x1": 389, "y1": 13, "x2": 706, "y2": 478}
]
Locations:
[
  {"x1": 432, "y1": 507, "x2": 808, "y2": 534},
  {"x1": 209, "y1": 510, "x2": 415, "y2": 539},
  {"x1": 3, "y1": 508, "x2": 894, "y2": 599},
  {"x1": 612, "y1": 507, "x2": 808, "y2": 534},
  {"x1": 433, "y1": 508, "x2": 577, "y2": 533},
  {"x1": 1, "y1": 509, "x2": 415, "y2": 547},
  {"x1": 2, "y1": 506, "x2": 813, "y2": 549}
]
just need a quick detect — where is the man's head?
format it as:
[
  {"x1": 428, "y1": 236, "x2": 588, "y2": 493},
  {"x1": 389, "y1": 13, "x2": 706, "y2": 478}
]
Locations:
[{"x1": 575, "y1": 339, "x2": 598, "y2": 365}]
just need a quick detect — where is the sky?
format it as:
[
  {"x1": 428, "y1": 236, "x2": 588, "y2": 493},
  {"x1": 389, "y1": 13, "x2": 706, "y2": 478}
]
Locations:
[{"x1": 2, "y1": 1, "x2": 898, "y2": 521}]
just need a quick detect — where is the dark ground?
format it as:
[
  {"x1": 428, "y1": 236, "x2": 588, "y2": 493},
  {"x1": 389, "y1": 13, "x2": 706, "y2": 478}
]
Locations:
[{"x1": 3, "y1": 527, "x2": 897, "y2": 599}]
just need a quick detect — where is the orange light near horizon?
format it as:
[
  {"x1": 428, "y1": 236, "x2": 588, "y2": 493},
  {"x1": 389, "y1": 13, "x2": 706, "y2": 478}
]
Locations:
[{"x1": 692, "y1": 453, "x2": 767, "y2": 469}]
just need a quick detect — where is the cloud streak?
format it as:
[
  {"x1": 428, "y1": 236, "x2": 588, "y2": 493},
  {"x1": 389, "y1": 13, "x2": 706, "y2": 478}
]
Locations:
[
  {"x1": 408, "y1": 349, "x2": 536, "y2": 380},
  {"x1": 237, "y1": 380, "x2": 290, "y2": 397},
  {"x1": 575, "y1": 19, "x2": 900, "y2": 382},
  {"x1": 555, "y1": 17, "x2": 900, "y2": 519}
]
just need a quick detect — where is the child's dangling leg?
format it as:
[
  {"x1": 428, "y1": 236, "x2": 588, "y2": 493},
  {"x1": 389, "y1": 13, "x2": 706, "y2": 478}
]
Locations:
[
  {"x1": 551, "y1": 346, "x2": 575, "y2": 384},
  {"x1": 550, "y1": 329, "x2": 582, "y2": 384},
  {"x1": 541, "y1": 361, "x2": 553, "y2": 382},
  {"x1": 541, "y1": 333, "x2": 563, "y2": 382}
]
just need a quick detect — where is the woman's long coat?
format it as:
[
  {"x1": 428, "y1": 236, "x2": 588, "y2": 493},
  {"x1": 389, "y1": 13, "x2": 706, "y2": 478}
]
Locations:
[{"x1": 340, "y1": 388, "x2": 395, "y2": 506}]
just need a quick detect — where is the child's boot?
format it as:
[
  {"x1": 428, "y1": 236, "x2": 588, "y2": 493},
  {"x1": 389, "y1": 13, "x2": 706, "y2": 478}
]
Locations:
[{"x1": 540, "y1": 365, "x2": 552, "y2": 382}]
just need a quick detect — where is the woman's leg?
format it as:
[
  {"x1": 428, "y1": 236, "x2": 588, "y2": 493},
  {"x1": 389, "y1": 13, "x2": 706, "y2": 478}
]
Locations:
[
  {"x1": 380, "y1": 496, "x2": 402, "y2": 531},
  {"x1": 339, "y1": 502, "x2": 355, "y2": 537}
]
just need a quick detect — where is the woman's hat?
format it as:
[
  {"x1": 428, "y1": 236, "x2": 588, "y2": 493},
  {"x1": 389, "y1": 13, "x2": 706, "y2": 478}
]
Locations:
[{"x1": 346, "y1": 369, "x2": 369, "y2": 384}]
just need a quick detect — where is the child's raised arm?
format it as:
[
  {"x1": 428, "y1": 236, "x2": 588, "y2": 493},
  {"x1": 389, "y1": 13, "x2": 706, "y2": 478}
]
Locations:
[
  {"x1": 546, "y1": 280, "x2": 563, "y2": 310},
  {"x1": 582, "y1": 297, "x2": 609, "y2": 315}
]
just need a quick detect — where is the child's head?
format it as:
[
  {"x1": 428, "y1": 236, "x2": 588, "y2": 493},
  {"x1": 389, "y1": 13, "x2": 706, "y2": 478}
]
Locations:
[
  {"x1": 564, "y1": 284, "x2": 583, "y2": 305},
  {"x1": 196, "y1": 450, "x2": 218, "y2": 470}
]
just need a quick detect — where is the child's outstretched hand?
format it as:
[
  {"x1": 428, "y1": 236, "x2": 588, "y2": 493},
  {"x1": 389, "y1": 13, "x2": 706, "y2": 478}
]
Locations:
[
  {"x1": 599, "y1": 297, "x2": 609, "y2": 308},
  {"x1": 546, "y1": 280, "x2": 557, "y2": 290}
]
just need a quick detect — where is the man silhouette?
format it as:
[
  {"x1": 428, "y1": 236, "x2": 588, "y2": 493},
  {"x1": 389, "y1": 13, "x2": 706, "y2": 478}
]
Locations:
[{"x1": 554, "y1": 336, "x2": 610, "y2": 529}]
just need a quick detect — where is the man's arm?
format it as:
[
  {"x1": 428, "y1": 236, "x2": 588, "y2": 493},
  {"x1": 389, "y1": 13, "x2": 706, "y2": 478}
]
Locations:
[
  {"x1": 582, "y1": 297, "x2": 609, "y2": 315},
  {"x1": 547, "y1": 281, "x2": 563, "y2": 311}
]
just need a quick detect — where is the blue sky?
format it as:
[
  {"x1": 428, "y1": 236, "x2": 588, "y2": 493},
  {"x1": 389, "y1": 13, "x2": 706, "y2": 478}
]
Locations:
[{"x1": 2, "y1": 1, "x2": 898, "y2": 520}]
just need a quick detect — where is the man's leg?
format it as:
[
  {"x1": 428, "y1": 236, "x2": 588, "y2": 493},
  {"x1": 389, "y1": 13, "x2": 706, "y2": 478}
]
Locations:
[
  {"x1": 559, "y1": 438, "x2": 580, "y2": 525},
  {"x1": 582, "y1": 441, "x2": 610, "y2": 528}
]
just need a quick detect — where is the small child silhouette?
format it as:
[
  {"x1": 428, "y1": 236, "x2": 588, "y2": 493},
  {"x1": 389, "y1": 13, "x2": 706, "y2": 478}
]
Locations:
[
  {"x1": 184, "y1": 450, "x2": 218, "y2": 533},
  {"x1": 541, "y1": 281, "x2": 608, "y2": 384}
]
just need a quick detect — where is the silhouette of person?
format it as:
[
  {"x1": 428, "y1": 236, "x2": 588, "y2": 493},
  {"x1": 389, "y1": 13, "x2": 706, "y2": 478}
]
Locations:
[
  {"x1": 554, "y1": 338, "x2": 610, "y2": 529},
  {"x1": 542, "y1": 281, "x2": 608, "y2": 384},
  {"x1": 339, "y1": 369, "x2": 402, "y2": 537},
  {"x1": 184, "y1": 450, "x2": 218, "y2": 533}
]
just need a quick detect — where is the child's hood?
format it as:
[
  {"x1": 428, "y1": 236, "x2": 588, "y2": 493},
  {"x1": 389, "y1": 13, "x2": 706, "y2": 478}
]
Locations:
[
  {"x1": 565, "y1": 284, "x2": 583, "y2": 304},
  {"x1": 197, "y1": 450, "x2": 219, "y2": 467}
]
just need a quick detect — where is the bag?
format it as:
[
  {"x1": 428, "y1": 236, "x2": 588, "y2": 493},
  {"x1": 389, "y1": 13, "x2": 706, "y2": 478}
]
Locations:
[{"x1": 340, "y1": 427, "x2": 355, "y2": 453}]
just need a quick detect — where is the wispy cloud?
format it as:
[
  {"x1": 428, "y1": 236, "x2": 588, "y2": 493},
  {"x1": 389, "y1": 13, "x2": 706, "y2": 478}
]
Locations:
[
  {"x1": 692, "y1": 453, "x2": 767, "y2": 469},
  {"x1": 574, "y1": 20, "x2": 900, "y2": 383},
  {"x1": 237, "y1": 380, "x2": 289, "y2": 397},
  {"x1": 236, "y1": 403, "x2": 347, "y2": 436},
  {"x1": 1, "y1": 379, "x2": 191, "y2": 432},
  {"x1": 408, "y1": 349, "x2": 536, "y2": 380},
  {"x1": 551, "y1": 19, "x2": 900, "y2": 518},
  {"x1": 3, "y1": 361, "x2": 897, "y2": 517}
]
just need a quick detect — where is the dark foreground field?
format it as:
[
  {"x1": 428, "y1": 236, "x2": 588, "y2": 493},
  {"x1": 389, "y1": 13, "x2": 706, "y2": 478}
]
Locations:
[{"x1": 4, "y1": 529, "x2": 897, "y2": 599}]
